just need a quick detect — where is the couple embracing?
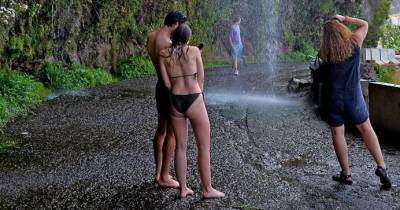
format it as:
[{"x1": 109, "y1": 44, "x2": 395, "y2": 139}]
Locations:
[{"x1": 146, "y1": 11, "x2": 224, "y2": 199}]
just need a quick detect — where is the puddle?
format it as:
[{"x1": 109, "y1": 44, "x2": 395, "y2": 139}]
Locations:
[
  {"x1": 281, "y1": 155, "x2": 309, "y2": 167},
  {"x1": 47, "y1": 89, "x2": 94, "y2": 100},
  {"x1": 205, "y1": 91, "x2": 294, "y2": 106},
  {"x1": 263, "y1": 152, "x2": 310, "y2": 171},
  {"x1": 263, "y1": 151, "x2": 283, "y2": 171}
]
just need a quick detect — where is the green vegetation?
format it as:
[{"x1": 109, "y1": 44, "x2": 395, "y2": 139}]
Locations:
[
  {"x1": 280, "y1": 51, "x2": 313, "y2": 62},
  {"x1": 116, "y1": 56, "x2": 155, "y2": 79},
  {"x1": 0, "y1": 141, "x2": 16, "y2": 151},
  {"x1": 280, "y1": 41, "x2": 317, "y2": 61},
  {"x1": 375, "y1": 64, "x2": 400, "y2": 85},
  {"x1": 381, "y1": 25, "x2": 400, "y2": 52},
  {"x1": 35, "y1": 62, "x2": 115, "y2": 90},
  {"x1": 204, "y1": 58, "x2": 232, "y2": 69},
  {"x1": 364, "y1": 0, "x2": 392, "y2": 47},
  {"x1": 0, "y1": 55, "x2": 152, "y2": 129},
  {"x1": 0, "y1": 70, "x2": 48, "y2": 127},
  {"x1": 0, "y1": 1, "x2": 391, "y2": 67}
]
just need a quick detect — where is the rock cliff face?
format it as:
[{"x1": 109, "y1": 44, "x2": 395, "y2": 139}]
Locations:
[
  {"x1": 0, "y1": 0, "x2": 384, "y2": 70},
  {"x1": 1, "y1": 0, "x2": 176, "y2": 71},
  {"x1": 365, "y1": 0, "x2": 380, "y2": 20}
]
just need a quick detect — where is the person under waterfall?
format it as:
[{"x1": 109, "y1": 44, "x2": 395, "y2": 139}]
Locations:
[{"x1": 229, "y1": 16, "x2": 244, "y2": 76}]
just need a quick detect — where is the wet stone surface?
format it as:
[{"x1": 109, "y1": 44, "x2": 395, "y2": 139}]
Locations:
[{"x1": 0, "y1": 62, "x2": 399, "y2": 209}]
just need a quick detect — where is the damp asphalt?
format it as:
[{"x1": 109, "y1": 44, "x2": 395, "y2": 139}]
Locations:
[{"x1": 0, "y1": 62, "x2": 399, "y2": 209}]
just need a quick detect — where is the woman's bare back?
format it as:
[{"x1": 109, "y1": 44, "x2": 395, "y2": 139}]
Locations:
[{"x1": 159, "y1": 46, "x2": 204, "y2": 95}]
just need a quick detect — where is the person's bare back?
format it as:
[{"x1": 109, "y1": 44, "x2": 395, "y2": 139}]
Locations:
[
  {"x1": 159, "y1": 46, "x2": 203, "y2": 95},
  {"x1": 147, "y1": 29, "x2": 172, "y2": 80}
]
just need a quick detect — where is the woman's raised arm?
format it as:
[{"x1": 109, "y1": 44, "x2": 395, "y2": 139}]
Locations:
[{"x1": 334, "y1": 15, "x2": 368, "y2": 47}]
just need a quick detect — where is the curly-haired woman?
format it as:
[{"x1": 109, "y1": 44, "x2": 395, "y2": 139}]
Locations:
[{"x1": 320, "y1": 15, "x2": 391, "y2": 188}]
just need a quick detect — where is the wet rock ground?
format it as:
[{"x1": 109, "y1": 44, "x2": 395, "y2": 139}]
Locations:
[{"x1": 0, "y1": 63, "x2": 399, "y2": 209}]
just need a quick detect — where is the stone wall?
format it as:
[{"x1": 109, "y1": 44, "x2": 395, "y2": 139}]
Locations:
[{"x1": 0, "y1": 0, "x2": 382, "y2": 71}]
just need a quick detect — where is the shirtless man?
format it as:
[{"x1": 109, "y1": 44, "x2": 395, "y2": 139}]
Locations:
[{"x1": 147, "y1": 11, "x2": 187, "y2": 188}]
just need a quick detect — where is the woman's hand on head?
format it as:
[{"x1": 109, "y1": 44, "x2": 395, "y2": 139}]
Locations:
[{"x1": 333, "y1": 15, "x2": 345, "y2": 22}]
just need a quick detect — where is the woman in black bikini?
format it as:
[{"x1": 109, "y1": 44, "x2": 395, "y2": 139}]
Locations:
[{"x1": 159, "y1": 24, "x2": 225, "y2": 199}]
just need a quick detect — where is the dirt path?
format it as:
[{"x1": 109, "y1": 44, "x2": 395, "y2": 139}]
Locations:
[{"x1": 0, "y1": 63, "x2": 399, "y2": 209}]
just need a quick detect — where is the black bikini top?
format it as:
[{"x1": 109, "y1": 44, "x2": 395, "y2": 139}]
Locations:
[{"x1": 169, "y1": 72, "x2": 197, "y2": 79}]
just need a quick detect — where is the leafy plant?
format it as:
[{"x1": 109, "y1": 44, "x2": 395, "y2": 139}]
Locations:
[
  {"x1": 35, "y1": 61, "x2": 115, "y2": 90},
  {"x1": 375, "y1": 64, "x2": 400, "y2": 85},
  {"x1": 0, "y1": 141, "x2": 16, "y2": 151},
  {"x1": 0, "y1": 97, "x2": 10, "y2": 127},
  {"x1": 280, "y1": 41, "x2": 317, "y2": 62},
  {"x1": 0, "y1": 70, "x2": 48, "y2": 128},
  {"x1": 364, "y1": 0, "x2": 391, "y2": 47},
  {"x1": 116, "y1": 56, "x2": 155, "y2": 79},
  {"x1": 381, "y1": 25, "x2": 400, "y2": 52},
  {"x1": 204, "y1": 58, "x2": 232, "y2": 69}
]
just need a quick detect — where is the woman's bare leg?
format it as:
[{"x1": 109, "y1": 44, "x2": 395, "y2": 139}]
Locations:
[
  {"x1": 330, "y1": 125, "x2": 351, "y2": 176},
  {"x1": 355, "y1": 119, "x2": 385, "y2": 167},
  {"x1": 356, "y1": 119, "x2": 391, "y2": 187},
  {"x1": 170, "y1": 111, "x2": 193, "y2": 198},
  {"x1": 187, "y1": 96, "x2": 224, "y2": 199}
]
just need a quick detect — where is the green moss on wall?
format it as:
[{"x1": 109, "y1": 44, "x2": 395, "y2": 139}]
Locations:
[{"x1": 0, "y1": 0, "x2": 391, "y2": 68}]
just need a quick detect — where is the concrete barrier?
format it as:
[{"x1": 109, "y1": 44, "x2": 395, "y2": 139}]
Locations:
[
  {"x1": 361, "y1": 48, "x2": 400, "y2": 64},
  {"x1": 380, "y1": 49, "x2": 390, "y2": 63},
  {"x1": 362, "y1": 48, "x2": 372, "y2": 63},
  {"x1": 369, "y1": 82, "x2": 400, "y2": 133},
  {"x1": 371, "y1": 48, "x2": 384, "y2": 64},
  {"x1": 387, "y1": 49, "x2": 400, "y2": 64}
]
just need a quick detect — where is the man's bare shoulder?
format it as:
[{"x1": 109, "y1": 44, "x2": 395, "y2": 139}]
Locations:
[
  {"x1": 154, "y1": 33, "x2": 171, "y2": 49},
  {"x1": 148, "y1": 30, "x2": 157, "y2": 37},
  {"x1": 147, "y1": 31, "x2": 157, "y2": 43},
  {"x1": 157, "y1": 34, "x2": 171, "y2": 41}
]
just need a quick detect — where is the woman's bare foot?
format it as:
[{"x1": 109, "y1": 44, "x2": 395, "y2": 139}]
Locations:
[
  {"x1": 179, "y1": 187, "x2": 194, "y2": 198},
  {"x1": 157, "y1": 177, "x2": 180, "y2": 188},
  {"x1": 202, "y1": 188, "x2": 225, "y2": 199}
]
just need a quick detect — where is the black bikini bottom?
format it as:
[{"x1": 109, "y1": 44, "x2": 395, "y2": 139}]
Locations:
[{"x1": 170, "y1": 93, "x2": 202, "y2": 114}]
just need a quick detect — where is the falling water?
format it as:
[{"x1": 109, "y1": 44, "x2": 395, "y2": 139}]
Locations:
[
  {"x1": 206, "y1": 0, "x2": 286, "y2": 106},
  {"x1": 263, "y1": 0, "x2": 282, "y2": 75}
]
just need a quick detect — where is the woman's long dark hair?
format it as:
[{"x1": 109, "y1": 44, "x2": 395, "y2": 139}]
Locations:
[{"x1": 168, "y1": 24, "x2": 192, "y2": 62}]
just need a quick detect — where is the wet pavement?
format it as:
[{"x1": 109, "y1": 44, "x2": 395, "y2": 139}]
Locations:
[{"x1": 0, "y1": 63, "x2": 399, "y2": 209}]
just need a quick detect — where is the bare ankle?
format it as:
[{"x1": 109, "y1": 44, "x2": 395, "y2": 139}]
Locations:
[
  {"x1": 202, "y1": 186, "x2": 213, "y2": 193},
  {"x1": 160, "y1": 174, "x2": 170, "y2": 181}
]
